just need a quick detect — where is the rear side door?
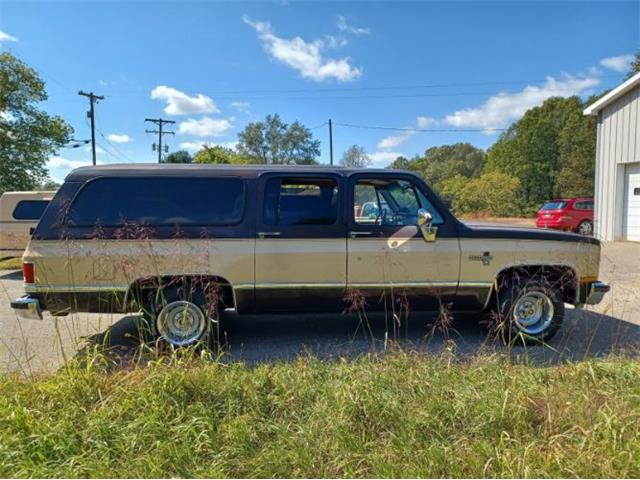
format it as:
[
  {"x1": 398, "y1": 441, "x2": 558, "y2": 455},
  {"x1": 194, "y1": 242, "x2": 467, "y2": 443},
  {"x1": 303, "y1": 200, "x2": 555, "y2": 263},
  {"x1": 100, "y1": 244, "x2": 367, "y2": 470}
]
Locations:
[
  {"x1": 254, "y1": 173, "x2": 346, "y2": 312},
  {"x1": 346, "y1": 173, "x2": 461, "y2": 311}
]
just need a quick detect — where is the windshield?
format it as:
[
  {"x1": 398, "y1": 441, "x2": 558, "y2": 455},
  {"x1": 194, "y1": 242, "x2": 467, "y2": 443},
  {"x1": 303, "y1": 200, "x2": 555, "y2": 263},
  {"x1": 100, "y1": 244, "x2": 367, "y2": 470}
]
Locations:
[{"x1": 541, "y1": 201, "x2": 567, "y2": 211}]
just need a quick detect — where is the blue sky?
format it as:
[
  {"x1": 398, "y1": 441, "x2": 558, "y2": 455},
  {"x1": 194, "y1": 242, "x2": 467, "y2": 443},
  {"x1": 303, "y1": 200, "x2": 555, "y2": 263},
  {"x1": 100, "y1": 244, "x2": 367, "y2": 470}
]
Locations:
[{"x1": 1, "y1": 1, "x2": 638, "y2": 181}]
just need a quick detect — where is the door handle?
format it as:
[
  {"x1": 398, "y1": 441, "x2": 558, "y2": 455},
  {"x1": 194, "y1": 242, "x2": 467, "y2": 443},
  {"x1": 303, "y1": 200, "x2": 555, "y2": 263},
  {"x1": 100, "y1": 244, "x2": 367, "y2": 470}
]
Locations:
[
  {"x1": 258, "y1": 231, "x2": 282, "y2": 238},
  {"x1": 350, "y1": 231, "x2": 374, "y2": 238}
]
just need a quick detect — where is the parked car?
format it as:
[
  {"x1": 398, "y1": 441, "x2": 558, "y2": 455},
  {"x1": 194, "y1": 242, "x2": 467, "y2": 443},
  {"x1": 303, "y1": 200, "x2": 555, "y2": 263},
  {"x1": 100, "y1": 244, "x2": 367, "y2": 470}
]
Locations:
[
  {"x1": 0, "y1": 191, "x2": 55, "y2": 254},
  {"x1": 536, "y1": 198, "x2": 594, "y2": 235},
  {"x1": 12, "y1": 165, "x2": 608, "y2": 346}
]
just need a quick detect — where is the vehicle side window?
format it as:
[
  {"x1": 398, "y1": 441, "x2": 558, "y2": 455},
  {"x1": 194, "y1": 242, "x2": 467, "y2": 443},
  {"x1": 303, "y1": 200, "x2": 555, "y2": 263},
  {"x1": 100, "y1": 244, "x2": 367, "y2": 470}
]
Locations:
[
  {"x1": 263, "y1": 177, "x2": 338, "y2": 226},
  {"x1": 574, "y1": 201, "x2": 594, "y2": 210},
  {"x1": 67, "y1": 177, "x2": 245, "y2": 226},
  {"x1": 12, "y1": 200, "x2": 50, "y2": 220},
  {"x1": 354, "y1": 178, "x2": 443, "y2": 226}
]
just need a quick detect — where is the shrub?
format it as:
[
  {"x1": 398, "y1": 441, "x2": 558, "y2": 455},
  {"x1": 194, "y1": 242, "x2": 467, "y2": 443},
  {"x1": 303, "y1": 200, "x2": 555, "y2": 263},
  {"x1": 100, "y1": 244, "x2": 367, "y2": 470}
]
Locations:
[{"x1": 441, "y1": 172, "x2": 521, "y2": 217}]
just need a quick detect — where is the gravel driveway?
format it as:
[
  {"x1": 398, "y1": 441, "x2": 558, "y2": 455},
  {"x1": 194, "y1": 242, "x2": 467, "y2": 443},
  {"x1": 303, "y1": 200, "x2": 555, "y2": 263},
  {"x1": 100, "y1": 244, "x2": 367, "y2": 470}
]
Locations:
[{"x1": 1, "y1": 242, "x2": 639, "y2": 375}]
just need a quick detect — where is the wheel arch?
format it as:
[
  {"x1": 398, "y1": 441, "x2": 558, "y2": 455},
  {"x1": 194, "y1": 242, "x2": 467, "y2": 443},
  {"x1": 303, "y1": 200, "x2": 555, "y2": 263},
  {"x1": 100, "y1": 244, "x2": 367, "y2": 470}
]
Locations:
[
  {"x1": 126, "y1": 274, "x2": 236, "y2": 310},
  {"x1": 490, "y1": 264, "x2": 579, "y2": 305}
]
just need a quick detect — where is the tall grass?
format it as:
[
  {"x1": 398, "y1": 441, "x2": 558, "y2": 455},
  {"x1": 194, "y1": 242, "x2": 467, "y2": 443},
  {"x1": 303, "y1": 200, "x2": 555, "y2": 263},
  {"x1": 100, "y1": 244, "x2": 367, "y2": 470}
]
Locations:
[{"x1": 1, "y1": 351, "x2": 639, "y2": 478}]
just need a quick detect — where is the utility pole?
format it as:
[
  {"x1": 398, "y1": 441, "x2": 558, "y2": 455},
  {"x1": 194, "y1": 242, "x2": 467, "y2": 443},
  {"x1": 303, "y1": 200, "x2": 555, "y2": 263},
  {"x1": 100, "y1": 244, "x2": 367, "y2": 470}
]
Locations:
[
  {"x1": 328, "y1": 118, "x2": 333, "y2": 166},
  {"x1": 78, "y1": 91, "x2": 104, "y2": 166},
  {"x1": 145, "y1": 118, "x2": 176, "y2": 163}
]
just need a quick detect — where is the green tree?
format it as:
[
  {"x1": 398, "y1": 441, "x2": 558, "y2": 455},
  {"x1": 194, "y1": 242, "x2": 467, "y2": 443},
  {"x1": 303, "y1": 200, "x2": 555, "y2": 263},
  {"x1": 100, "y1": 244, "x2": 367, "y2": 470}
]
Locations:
[
  {"x1": 237, "y1": 114, "x2": 320, "y2": 164},
  {"x1": 0, "y1": 53, "x2": 73, "y2": 194},
  {"x1": 389, "y1": 143, "x2": 485, "y2": 194},
  {"x1": 441, "y1": 172, "x2": 520, "y2": 217},
  {"x1": 625, "y1": 49, "x2": 640, "y2": 80},
  {"x1": 340, "y1": 144, "x2": 371, "y2": 168},
  {"x1": 193, "y1": 145, "x2": 252, "y2": 164},
  {"x1": 485, "y1": 96, "x2": 593, "y2": 214},
  {"x1": 164, "y1": 150, "x2": 192, "y2": 164}
]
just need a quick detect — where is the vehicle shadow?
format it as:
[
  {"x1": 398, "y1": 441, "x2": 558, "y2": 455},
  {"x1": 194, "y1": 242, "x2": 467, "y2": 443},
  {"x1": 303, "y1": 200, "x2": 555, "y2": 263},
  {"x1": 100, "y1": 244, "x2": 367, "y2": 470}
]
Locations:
[
  {"x1": 0, "y1": 270, "x2": 22, "y2": 281},
  {"x1": 77, "y1": 307, "x2": 640, "y2": 367}
]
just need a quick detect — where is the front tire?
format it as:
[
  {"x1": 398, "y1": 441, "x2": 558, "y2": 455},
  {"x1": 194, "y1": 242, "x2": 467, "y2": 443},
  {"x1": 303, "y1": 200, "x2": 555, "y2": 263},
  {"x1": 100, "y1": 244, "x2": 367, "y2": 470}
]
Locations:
[{"x1": 492, "y1": 275, "x2": 564, "y2": 345}]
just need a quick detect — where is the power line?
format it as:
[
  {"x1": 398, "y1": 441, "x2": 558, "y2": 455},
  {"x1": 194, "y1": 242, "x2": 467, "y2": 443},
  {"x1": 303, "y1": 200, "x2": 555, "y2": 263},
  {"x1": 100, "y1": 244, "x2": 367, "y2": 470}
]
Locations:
[
  {"x1": 332, "y1": 122, "x2": 507, "y2": 132},
  {"x1": 96, "y1": 124, "x2": 134, "y2": 163}
]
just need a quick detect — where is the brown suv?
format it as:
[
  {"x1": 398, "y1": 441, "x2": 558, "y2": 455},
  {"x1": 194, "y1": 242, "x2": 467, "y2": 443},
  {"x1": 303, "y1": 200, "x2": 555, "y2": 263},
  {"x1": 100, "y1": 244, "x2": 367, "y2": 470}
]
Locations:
[{"x1": 12, "y1": 164, "x2": 609, "y2": 346}]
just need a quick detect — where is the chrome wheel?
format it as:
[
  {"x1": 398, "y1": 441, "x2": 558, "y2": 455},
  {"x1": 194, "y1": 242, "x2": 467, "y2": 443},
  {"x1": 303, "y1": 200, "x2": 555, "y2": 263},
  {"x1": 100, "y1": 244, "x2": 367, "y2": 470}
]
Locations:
[
  {"x1": 512, "y1": 291, "x2": 554, "y2": 336},
  {"x1": 578, "y1": 220, "x2": 593, "y2": 236},
  {"x1": 157, "y1": 300, "x2": 207, "y2": 346}
]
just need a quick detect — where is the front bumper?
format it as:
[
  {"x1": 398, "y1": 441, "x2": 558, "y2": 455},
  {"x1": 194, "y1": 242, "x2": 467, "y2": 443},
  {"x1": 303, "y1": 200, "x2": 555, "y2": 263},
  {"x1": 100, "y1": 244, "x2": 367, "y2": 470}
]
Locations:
[
  {"x1": 583, "y1": 281, "x2": 610, "y2": 305},
  {"x1": 11, "y1": 295, "x2": 43, "y2": 320}
]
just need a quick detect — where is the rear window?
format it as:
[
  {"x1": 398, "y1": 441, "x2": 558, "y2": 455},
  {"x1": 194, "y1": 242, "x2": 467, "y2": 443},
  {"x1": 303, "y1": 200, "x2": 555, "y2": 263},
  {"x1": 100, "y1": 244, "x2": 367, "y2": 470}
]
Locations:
[
  {"x1": 12, "y1": 200, "x2": 50, "y2": 220},
  {"x1": 67, "y1": 177, "x2": 245, "y2": 227},
  {"x1": 263, "y1": 177, "x2": 338, "y2": 226},
  {"x1": 541, "y1": 201, "x2": 567, "y2": 211}
]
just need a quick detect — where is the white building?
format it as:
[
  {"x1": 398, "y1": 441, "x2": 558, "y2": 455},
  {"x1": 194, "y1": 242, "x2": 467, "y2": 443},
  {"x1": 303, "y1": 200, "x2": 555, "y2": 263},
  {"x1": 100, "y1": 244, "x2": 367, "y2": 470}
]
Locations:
[{"x1": 584, "y1": 72, "x2": 640, "y2": 241}]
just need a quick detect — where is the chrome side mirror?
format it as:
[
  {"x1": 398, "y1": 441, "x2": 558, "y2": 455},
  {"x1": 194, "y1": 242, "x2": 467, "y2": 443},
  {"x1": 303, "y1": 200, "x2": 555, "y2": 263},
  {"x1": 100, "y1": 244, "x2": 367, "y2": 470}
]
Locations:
[{"x1": 417, "y1": 208, "x2": 437, "y2": 242}]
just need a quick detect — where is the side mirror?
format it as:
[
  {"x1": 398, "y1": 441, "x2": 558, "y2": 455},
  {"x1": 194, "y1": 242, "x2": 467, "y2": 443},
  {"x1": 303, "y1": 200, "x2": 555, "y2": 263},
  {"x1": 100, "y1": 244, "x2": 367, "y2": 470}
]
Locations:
[{"x1": 417, "y1": 208, "x2": 437, "y2": 242}]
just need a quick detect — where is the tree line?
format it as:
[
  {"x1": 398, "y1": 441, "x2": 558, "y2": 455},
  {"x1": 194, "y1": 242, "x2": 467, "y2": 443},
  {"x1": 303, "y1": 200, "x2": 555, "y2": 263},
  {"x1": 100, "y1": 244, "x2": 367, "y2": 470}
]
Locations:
[{"x1": 3, "y1": 50, "x2": 640, "y2": 217}]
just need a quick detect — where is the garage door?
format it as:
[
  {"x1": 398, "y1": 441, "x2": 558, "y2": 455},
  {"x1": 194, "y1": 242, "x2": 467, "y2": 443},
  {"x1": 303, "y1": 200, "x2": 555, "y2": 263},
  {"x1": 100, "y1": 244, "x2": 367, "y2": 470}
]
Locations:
[{"x1": 623, "y1": 163, "x2": 640, "y2": 241}]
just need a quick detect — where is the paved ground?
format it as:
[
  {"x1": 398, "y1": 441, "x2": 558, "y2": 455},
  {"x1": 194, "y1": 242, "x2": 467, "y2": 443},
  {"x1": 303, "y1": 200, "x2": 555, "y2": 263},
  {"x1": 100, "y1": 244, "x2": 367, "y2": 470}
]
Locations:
[{"x1": 1, "y1": 241, "x2": 639, "y2": 375}]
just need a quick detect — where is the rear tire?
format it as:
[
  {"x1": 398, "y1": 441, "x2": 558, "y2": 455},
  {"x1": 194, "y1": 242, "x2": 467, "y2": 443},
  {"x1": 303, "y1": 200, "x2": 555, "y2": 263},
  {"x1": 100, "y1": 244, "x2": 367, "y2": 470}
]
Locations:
[
  {"x1": 576, "y1": 220, "x2": 593, "y2": 236},
  {"x1": 141, "y1": 280, "x2": 222, "y2": 348},
  {"x1": 491, "y1": 274, "x2": 564, "y2": 346}
]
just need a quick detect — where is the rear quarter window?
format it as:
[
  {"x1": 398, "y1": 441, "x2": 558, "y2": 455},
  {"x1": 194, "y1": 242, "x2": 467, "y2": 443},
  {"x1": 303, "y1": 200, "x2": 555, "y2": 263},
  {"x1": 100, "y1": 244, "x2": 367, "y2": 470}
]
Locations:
[
  {"x1": 12, "y1": 200, "x2": 50, "y2": 220},
  {"x1": 67, "y1": 177, "x2": 245, "y2": 227}
]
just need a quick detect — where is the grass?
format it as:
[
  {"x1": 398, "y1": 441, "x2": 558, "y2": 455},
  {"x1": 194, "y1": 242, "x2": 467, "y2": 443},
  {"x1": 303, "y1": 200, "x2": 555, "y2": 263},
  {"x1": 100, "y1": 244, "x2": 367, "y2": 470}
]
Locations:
[
  {"x1": 1, "y1": 351, "x2": 640, "y2": 478},
  {"x1": 0, "y1": 256, "x2": 22, "y2": 270}
]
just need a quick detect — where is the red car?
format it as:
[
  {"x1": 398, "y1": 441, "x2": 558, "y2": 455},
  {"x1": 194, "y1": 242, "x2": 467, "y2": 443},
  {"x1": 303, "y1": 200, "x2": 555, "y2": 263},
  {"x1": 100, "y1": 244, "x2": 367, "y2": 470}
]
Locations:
[{"x1": 536, "y1": 198, "x2": 594, "y2": 235}]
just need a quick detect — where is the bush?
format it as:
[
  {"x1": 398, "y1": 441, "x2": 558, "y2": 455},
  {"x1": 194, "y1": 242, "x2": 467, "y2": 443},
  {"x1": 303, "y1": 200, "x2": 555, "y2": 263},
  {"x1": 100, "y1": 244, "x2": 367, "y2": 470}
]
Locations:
[{"x1": 440, "y1": 172, "x2": 521, "y2": 217}]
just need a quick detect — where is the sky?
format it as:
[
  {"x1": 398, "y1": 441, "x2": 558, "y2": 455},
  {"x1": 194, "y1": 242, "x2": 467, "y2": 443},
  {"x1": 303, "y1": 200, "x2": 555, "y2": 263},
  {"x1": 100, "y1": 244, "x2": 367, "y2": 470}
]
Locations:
[{"x1": 0, "y1": 0, "x2": 638, "y2": 182}]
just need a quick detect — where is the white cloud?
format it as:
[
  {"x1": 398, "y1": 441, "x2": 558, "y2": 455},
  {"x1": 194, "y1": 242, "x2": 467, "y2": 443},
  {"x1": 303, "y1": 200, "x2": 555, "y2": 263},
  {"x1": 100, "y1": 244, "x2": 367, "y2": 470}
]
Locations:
[
  {"x1": 177, "y1": 117, "x2": 233, "y2": 137},
  {"x1": 444, "y1": 75, "x2": 600, "y2": 132},
  {"x1": 0, "y1": 31, "x2": 18, "y2": 42},
  {"x1": 151, "y1": 86, "x2": 218, "y2": 115},
  {"x1": 336, "y1": 15, "x2": 370, "y2": 35},
  {"x1": 107, "y1": 133, "x2": 132, "y2": 143},
  {"x1": 0, "y1": 111, "x2": 15, "y2": 122},
  {"x1": 368, "y1": 151, "x2": 404, "y2": 168},
  {"x1": 85, "y1": 145, "x2": 105, "y2": 155},
  {"x1": 243, "y1": 15, "x2": 362, "y2": 82},
  {"x1": 324, "y1": 34, "x2": 348, "y2": 49},
  {"x1": 600, "y1": 54, "x2": 634, "y2": 73},
  {"x1": 231, "y1": 101, "x2": 250, "y2": 112},
  {"x1": 47, "y1": 156, "x2": 92, "y2": 170},
  {"x1": 180, "y1": 141, "x2": 238, "y2": 152},
  {"x1": 417, "y1": 116, "x2": 437, "y2": 128},
  {"x1": 377, "y1": 131, "x2": 414, "y2": 149}
]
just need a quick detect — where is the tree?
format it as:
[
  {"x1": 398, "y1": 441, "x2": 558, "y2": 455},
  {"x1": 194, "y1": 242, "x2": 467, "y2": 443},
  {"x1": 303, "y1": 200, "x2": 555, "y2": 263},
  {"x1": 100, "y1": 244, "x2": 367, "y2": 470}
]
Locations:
[
  {"x1": 340, "y1": 144, "x2": 371, "y2": 167},
  {"x1": 440, "y1": 172, "x2": 520, "y2": 217},
  {"x1": 237, "y1": 114, "x2": 320, "y2": 164},
  {"x1": 388, "y1": 143, "x2": 485, "y2": 194},
  {"x1": 485, "y1": 96, "x2": 594, "y2": 214},
  {"x1": 0, "y1": 53, "x2": 73, "y2": 194},
  {"x1": 164, "y1": 150, "x2": 192, "y2": 164},
  {"x1": 193, "y1": 145, "x2": 252, "y2": 164},
  {"x1": 626, "y1": 49, "x2": 640, "y2": 80}
]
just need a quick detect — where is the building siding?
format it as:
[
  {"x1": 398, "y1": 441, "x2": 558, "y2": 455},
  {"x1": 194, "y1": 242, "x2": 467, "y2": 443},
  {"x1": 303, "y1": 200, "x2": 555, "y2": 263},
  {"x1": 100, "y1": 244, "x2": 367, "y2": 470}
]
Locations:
[{"x1": 595, "y1": 85, "x2": 640, "y2": 240}]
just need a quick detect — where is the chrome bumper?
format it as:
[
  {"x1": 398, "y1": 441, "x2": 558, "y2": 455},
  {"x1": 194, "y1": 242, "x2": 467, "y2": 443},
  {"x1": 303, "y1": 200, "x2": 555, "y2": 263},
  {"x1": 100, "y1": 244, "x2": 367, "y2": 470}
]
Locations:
[
  {"x1": 11, "y1": 295, "x2": 43, "y2": 320},
  {"x1": 585, "y1": 281, "x2": 610, "y2": 305}
]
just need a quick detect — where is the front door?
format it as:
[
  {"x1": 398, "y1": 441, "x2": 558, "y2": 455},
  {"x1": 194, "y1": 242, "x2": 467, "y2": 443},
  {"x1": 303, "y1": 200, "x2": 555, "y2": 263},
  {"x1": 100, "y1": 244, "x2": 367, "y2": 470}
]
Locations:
[
  {"x1": 254, "y1": 173, "x2": 347, "y2": 312},
  {"x1": 347, "y1": 173, "x2": 461, "y2": 312}
]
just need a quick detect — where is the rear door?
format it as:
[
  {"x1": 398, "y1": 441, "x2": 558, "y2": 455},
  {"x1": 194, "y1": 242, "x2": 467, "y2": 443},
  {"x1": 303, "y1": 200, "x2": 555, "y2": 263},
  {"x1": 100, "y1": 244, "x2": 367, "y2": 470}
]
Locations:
[{"x1": 254, "y1": 172, "x2": 347, "y2": 312}]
